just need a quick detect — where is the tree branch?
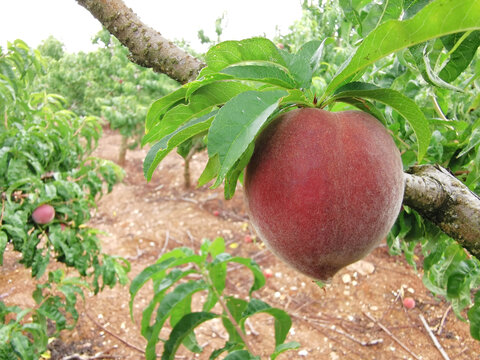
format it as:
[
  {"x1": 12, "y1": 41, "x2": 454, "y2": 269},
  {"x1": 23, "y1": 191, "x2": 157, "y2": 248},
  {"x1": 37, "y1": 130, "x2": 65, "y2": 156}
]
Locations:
[
  {"x1": 75, "y1": 0, "x2": 480, "y2": 257},
  {"x1": 404, "y1": 165, "x2": 480, "y2": 258},
  {"x1": 75, "y1": 0, "x2": 204, "y2": 84}
]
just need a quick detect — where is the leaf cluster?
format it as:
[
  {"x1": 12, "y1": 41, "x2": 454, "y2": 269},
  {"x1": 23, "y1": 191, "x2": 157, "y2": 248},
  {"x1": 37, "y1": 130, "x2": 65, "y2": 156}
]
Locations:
[
  {"x1": 130, "y1": 237, "x2": 299, "y2": 359},
  {"x1": 0, "y1": 40, "x2": 129, "y2": 358},
  {"x1": 141, "y1": 0, "x2": 480, "y2": 341}
]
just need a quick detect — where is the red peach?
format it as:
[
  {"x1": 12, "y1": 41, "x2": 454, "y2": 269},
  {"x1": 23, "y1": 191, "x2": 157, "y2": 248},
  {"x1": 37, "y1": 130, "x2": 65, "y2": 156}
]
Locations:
[
  {"x1": 403, "y1": 297, "x2": 416, "y2": 310},
  {"x1": 32, "y1": 204, "x2": 55, "y2": 225},
  {"x1": 244, "y1": 108, "x2": 404, "y2": 281}
]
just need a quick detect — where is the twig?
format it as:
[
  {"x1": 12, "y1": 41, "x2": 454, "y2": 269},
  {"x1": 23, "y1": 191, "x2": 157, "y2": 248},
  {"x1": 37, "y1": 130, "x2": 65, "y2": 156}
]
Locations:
[
  {"x1": 363, "y1": 312, "x2": 421, "y2": 360},
  {"x1": 437, "y1": 305, "x2": 451, "y2": 336},
  {"x1": 245, "y1": 318, "x2": 259, "y2": 336},
  {"x1": 185, "y1": 229, "x2": 195, "y2": 247},
  {"x1": 419, "y1": 314, "x2": 451, "y2": 360},
  {"x1": 61, "y1": 352, "x2": 120, "y2": 360},
  {"x1": 161, "y1": 230, "x2": 170, "y2": 254},
  {"x1": 314, "y1": 320, "x2": 383, "y2": 347},
  {"x1": 84, "y1": 308, "x2": 146, "y2": 355}
]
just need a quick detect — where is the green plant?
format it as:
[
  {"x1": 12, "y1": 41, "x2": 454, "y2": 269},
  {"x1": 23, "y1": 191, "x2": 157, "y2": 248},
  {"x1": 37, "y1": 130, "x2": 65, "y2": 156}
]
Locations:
[
  {"x1": 36, "y1": 31, "x2": 178, "y2": 166},
  {"x1": 0, "y1": 40, "x2": 129, "y2": 358},
  {"x1": 140, "y1": 0, "x2": 480, "y2": 341},
  {"x1": 130, "y1": 237, "x2": 299, "y2": 359}
]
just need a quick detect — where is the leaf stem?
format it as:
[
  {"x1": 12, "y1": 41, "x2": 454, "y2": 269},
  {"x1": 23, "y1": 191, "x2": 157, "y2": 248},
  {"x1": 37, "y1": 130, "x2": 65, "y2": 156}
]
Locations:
[
  {"x1": 201, "y1": 267, "x2": 256, "y2": 356},
  {"x1": 431, "y1": 94, "x2": 448, "y2": 121}
]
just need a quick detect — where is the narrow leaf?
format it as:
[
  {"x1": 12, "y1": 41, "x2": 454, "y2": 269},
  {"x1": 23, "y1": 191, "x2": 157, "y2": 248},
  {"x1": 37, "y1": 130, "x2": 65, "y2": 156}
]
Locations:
[
  {"x1": 325, "y1": 0, "x2": 480, "y2": 95},
  {"x1": 161, "y1": 312, "x2": 218, "y2": 360},
  {"x1": 241, "y1": 298, "x2": 292, "y2": 346},
  {"x1": 146, "y1": 282, "x2": 208, "y2": 359},
  {"x1": 271, "y1": 342, "x2": 301, "y2": 360},
  {"x1": 223, "y1": 350, "x2": 260, "y2": 360},
  {"x1": 146, "y1": 87, "x2": 187, "y2": 132},
  {"x1": 211, "y1": 254, "x2": 265, "y2": 295},
  {"x1": 208, "y1": 90, "x2": 288, "y2": 187},
  {"x1": 220, "y1": 64, "x2": 297, "y2": 88},
  {"x1": 0, "y1": 231, "x2": 7, "y2": 266},
  {"x1": 331, "y1": 82, "x2": 431, "y2": 161},
  {"x1": 197, "y1": 154, "x2": 220, "y2": 187},
  {"x1": 143, "y1": 110, "x2": 216, "y2": 180},
  {"x1": 143, "y1": 82, "x2": 253, "y2": 146},
  {"x1": 439, "y1": 30, "x2": 480, "y2": 82},
  {"x1": 200, "y1": 38, "x2": 286, "y2": 76}
]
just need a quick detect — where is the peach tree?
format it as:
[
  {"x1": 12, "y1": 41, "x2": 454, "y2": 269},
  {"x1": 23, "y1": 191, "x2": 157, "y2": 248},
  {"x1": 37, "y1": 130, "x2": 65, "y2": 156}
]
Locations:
[
  {"x1": 0, "y1": 40, "x2": 128, "y2": 358},
  {"x1": 75, "y1": 0, "x2": 480, "y2": 357},
  {"x1": 37, "y1": 31, "x2": 178, "y2": 166}
]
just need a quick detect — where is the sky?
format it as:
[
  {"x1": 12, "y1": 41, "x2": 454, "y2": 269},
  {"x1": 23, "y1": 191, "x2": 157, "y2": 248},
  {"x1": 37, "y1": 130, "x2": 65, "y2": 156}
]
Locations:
[{"x1": 0, "y1": 0, "x2": 303, "y2": 53}]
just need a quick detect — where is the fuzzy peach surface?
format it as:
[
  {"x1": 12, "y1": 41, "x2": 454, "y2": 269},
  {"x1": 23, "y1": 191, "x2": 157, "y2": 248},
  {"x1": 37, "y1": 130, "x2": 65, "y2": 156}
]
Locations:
[{"x1": 244, "y1": 108, "x2": 404, "y2": 281}]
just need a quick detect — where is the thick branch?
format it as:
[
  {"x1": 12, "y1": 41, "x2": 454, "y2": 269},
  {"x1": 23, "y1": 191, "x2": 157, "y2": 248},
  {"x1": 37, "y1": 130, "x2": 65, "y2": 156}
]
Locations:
[
  {"x1": 75, "y1": 0, "x2": 204, "y2": 84},
  {"x1": 404, "y1": 165, "x2": 480, "y2": 258}
]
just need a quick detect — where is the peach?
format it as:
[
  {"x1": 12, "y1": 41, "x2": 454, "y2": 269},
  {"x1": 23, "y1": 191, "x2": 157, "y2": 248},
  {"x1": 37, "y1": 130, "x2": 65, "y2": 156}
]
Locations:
[
  {"x1": 244, "y1": 108, "x2": 404, "y2": 281},
  {"x1": 32, "y1": 204, "x2": 55, "y2": 225}
]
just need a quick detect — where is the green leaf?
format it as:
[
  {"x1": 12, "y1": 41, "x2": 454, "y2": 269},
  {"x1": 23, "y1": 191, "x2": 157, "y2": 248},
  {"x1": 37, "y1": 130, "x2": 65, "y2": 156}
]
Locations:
[
  {"x1": 143, "y1": 110, "x2": 217, "y2": 180},
  {"x1": 271, "y1": 341, "x2": 301, "y2": 360},
  {"x1": 0, "y1": 231, "x2": 7, "y2": 266},
  {"x1": 200, "y1": 38, "x2": 287, "y2": 76},
  {"x1": 468, "y1": 291, "x2": 480, "y2": 340},
  {"x1": 208, "y1": 89, "x2": 288, "y2": 188},
  {"x1": 197, "y1": 154, "x2": 220, "y2": 187},
  {"x1": 223, "y1": 142, "x2": 254, "y2": 199},
  {"x1": 223, "y1": 350, "x2": 260, "y2": 360},
  {"x1": 284, "y1": 39, "x2": 331, "y2": 88},
  {"x1": 161, "y1": 312, "x2": 218, "y2": 360},
  {"x1": 145, "y1": 87, "x2": 187, "y2": 132},
  {"x1": 220, "y1": 64, "x2": 297, "y2": 88},
  {"x1": 331, "y1": 82, "x2": 431, "y2": 161},
  {"x1": 240, "y1": 298, "x2": 292, "y2": 346},
  {"x1": 129, "y1": 252, "x2": 203, "y2": 318},
  {"x1": 325, "y1": 0, "x2": 480, "y2": 96},
  {"x1": 211, "y1": 254, "x2": 265, "y2": 295},
  {"x1": 145, "y1": 281, "x2": 208, "y2": 359},
  {"x1": 10, "y1": 332, "x2": 34, "y2": 360},
  {"x1": 403, "y1": 0, "x2": 432, "y2": 19},
  {"x1": 439, "y1": 30, "x2": 480, "y2": 82},
  {"x1": 143, "y1": 81, "x2": 253, "y2": 146},
  {"x1": 222, "y1": 297, "x2": 249, "y2": 344}
]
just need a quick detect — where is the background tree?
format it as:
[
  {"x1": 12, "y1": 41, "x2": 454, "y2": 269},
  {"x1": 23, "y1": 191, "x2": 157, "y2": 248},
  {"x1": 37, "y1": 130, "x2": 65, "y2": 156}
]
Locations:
[
  {"x1": 0, "y1": 39, "x2": 131, "y2": 358},
  {"x1": 36, "y1": 31, "x2": 178, "y2": 165}
]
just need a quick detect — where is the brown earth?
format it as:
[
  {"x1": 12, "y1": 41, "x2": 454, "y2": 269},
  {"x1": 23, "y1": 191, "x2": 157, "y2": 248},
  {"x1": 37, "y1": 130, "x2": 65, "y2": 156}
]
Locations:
[{"x1": 1, "y1": 129, "x2": 480, "y2": 360}]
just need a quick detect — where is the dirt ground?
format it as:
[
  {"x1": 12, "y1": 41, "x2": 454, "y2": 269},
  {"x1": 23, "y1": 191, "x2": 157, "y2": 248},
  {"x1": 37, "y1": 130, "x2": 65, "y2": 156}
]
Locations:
[{"x1": 2, "y1": 129, "x2": 480, "y2": 360}]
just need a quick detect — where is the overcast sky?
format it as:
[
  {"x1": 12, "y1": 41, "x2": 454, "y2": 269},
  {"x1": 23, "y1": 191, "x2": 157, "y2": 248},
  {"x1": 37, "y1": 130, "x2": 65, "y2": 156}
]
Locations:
[{"x1": 0, "y1": 1, "x2": 303, "y2": 53}]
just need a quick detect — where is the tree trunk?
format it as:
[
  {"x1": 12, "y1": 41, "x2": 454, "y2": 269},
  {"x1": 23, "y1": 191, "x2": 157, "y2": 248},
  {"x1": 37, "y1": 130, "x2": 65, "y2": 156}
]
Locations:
[
  {"x1": 75, "y1": 0, "x2": 480, "y2": 257},
  {"x1": 118, "y1": 135, "x2": 128, "y2": 166}
]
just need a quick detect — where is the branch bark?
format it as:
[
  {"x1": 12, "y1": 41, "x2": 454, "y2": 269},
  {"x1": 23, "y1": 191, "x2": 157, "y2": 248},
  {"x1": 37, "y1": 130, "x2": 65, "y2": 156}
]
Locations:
[
  {"x1": 404, "y1": 165, "x2": 480, "y2": 258},
  {"x1": 76, "y1": 0, "x2": 480, "y2": 257},
  {"x1": 75, "y1": 0, "x2": 204, "y2": 84}
]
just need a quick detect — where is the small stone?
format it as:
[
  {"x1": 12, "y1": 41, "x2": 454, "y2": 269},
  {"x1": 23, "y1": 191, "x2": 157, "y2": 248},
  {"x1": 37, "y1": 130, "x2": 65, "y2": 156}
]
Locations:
[
  {"x1": 347, "y1": 260, "x2": 375, "y2": 276},
  {"x1": 342, "y1": 274, "x2": 352, "y2": 284},
  {"x1": 298, "y1": 349, "x2": 308, "y2": 356},
  {"x1": 330, "y1": 352, "x2": 340, "y2": 360}
]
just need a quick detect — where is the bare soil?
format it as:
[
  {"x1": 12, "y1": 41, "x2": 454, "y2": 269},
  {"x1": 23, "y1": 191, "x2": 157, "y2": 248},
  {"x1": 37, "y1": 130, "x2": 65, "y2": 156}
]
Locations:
[{"x1": 2, "y1": 129, "x2": 480, "y2": 360}]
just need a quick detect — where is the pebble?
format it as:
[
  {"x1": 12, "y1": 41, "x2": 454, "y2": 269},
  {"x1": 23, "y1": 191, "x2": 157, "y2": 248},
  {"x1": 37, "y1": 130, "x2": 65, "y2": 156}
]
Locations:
[
  {"x1": 346, "y1": 260, "x2": 375, "y2": 276},
  {"x1": 298, "y1": 349, "x2": 308, "y2": 356},
  {"x1": 342, "y1": 274, "x2": 352, "y2": 284}
]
